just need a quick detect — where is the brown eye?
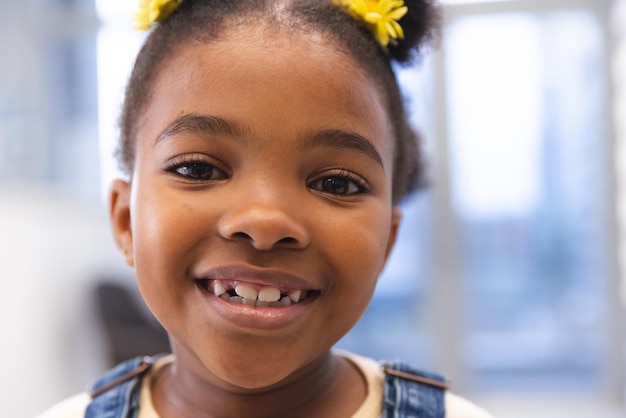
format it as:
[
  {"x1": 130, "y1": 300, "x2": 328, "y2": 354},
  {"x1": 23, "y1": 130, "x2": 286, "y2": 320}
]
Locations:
[
  {"x1": 309, "y1": 171, "x2": 369, "y2": 196},
  {"x1": 170, "y1": 162, "x2": 227, "y2": 181}
]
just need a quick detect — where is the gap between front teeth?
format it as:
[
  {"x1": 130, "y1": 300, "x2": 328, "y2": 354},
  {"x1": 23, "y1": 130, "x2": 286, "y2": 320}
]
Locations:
[{"x1": 214, "y1": 283, "x2": 303, "y2": 307}]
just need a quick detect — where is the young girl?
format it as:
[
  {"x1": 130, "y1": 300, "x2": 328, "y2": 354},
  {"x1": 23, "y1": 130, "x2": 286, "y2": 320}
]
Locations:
[{"x1": 41, "y1": 0, "x2": 492, "y2": 416}]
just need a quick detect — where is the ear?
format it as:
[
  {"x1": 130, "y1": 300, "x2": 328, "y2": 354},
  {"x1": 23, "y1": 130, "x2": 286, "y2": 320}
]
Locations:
[
  {"x1": 109, "y1": 179, "x2": 134, "y2": 267},
  {"x1": 384, "y1": 206, "x2": 402, "y2": 263}
]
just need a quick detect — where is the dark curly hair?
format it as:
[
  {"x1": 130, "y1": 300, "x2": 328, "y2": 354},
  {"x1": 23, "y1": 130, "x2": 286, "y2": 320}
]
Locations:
[{"x1": 118, "y1": 0, "x2": 439, "y2": 204}]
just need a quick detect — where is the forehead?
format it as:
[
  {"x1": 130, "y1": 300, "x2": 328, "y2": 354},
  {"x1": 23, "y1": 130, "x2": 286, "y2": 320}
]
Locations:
[{"x1": 139, "y1": 24, "x2": 395, "y2": 166}]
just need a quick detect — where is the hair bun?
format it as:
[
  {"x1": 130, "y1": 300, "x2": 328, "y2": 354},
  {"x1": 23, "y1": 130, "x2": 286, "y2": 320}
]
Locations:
[{"x1": 388, "y1": 0, "x2": 440, "y2": 64}]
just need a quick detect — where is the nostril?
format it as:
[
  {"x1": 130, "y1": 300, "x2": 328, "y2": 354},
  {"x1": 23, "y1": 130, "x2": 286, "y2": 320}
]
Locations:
[
  {"x1": 229, "y1": 233, "x2": 299, "y2": 248},
  {"x1": 278, "y1": 237, "x2": 298, "y2": 246},
  {"x1": 232, "y1": 232, "x2": 252, "y2": 240}
]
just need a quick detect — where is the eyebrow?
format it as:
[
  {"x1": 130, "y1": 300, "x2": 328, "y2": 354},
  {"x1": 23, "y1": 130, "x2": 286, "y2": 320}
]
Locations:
[
  {"x1": 154, "y1": 114, "x2": 384, "y2": 168},
  {"x1": 301, "y1": 129, "x2": 384, "y2": 169},
  {"x1": 155, "y1": 114, "x2": 246, "y2": 145}
]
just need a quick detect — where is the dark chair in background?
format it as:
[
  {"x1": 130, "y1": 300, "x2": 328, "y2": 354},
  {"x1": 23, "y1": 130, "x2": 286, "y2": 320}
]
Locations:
[{"x1": 95, "y1": 281, "x2": 170, "y2": 366}]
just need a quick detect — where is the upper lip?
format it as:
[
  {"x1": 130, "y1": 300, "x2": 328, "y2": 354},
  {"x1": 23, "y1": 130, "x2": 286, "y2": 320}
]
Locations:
[{"x1": 193, "y1": 264, "x2": 319, "y2": 291}]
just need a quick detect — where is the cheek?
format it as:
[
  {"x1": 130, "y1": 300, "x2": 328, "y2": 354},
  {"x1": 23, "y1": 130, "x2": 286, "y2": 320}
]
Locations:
[
  {"x1": 311, "y1": 219, "x2": 391, "y2": 352},
  {"x1": 130, "y1": 186, "x2": 203, "y2": 319},
  {"x1": 342, "y1": 204, "x2": 391, "y2": 266},
  {"x1": 321, "y1": 205, "x2": 393, "y2": 313}
]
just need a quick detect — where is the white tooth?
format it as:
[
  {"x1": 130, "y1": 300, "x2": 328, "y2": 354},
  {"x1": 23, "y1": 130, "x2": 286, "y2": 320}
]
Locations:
[
  {"x1": 280, "y1": 296, "x2": 292, "y2": 306},
  {"x1": 229, "y1": 296, "x2": 243, "y2": 304},
  {"x1": 288, "y1": 290, "x2": 302, "y2": 303},
  {"x1": 256, "y1": 300, "x2": 270, "y2": 307},
  {"x1": 258, "y1": 287, "x2": 281, "y2": 302},
  {"x1": 269, "y1": 302, "x2": 282, "y2": 307},
  {"x1": 213, "y1": 282, "x2": 227, "y2": 296},
  {"x1": 243, "y1": 298, "x2": 256, "y2": 306},
  {"x1": 219, "y1": 293, "x2": 230, "y2": 301},
  {"x1": 235, "y1": 284, "x2": 258, "y2": 300}
]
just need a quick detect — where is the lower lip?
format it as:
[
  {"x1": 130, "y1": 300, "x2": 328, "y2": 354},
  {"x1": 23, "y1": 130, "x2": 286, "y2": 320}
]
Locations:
[{"x1": 197, "y1": 286, "x2": 316, "y2": 332}]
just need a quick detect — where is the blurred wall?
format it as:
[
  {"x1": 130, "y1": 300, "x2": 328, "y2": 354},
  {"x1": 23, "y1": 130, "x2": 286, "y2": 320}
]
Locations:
[{"x1": 0, "y1": 183, "x2": 131, "y2": 418}]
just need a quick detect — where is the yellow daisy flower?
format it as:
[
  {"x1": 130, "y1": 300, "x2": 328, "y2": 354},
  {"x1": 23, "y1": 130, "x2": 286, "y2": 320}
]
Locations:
[
  {"x1": 334, "y1": 0, "x2": 408, "y2": 47},
  {"x1": 134, "y1": 0, "x2": 182, "y2": 31}
]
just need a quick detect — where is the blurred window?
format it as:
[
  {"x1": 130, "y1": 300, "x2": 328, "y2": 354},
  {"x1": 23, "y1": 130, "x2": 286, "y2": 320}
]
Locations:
[
  {"x1": 339, "y1": 0, "x2": 618, "y2": 395},
  {"x1": 0, "y1": 0, "x2": 100, "y2": 198},
  {"x1": 95, "y1": 0, "x2": 145, "y2": 193},
  {"x1": 446, "y1": 9, "x2": 609, "y2": 390}
]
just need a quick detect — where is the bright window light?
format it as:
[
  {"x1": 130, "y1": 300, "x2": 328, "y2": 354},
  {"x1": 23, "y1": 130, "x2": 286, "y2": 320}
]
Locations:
[{"x1": 96, "y1": 0, "x2": 145, "y2": 196}]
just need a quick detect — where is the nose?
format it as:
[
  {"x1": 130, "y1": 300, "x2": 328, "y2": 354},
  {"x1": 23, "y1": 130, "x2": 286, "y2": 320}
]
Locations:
[{"x1": 217, "y1": 202, "x2": 310, "y2": 251}]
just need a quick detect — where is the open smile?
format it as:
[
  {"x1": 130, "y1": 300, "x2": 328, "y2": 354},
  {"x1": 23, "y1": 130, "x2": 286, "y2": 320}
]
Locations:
[
  {"x1": 192, "y1": 265, "x2": 324, "y2": 330},
  {"x1": 194, "y1": 279, "x2": 322, "y2": 331},
  {"x1": 195, "y1": 279, "x2": 321, "y2": 307},
  {"x1": 193, "y1": 265, "x2": 322, "y2": 306}
]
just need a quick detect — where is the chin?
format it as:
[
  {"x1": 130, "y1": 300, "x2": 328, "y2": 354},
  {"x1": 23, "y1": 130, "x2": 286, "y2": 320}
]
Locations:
[{"x1": 171, "y1": 331, "x2": 326, "y2": 391}]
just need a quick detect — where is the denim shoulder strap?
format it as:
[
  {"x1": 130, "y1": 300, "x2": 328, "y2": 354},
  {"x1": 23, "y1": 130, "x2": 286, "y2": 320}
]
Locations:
[
  {"x1": 382, "y1": 362, "x2": 449, "y2": 418},
  {"x1": 85, "y1": 356, "x2": 155, "y2": 418}
]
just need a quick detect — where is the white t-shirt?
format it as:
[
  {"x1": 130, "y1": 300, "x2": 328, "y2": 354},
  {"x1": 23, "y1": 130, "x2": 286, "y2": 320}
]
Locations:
[{"x1": 38, "y1": 352, "x2": 492, "y2": 418}]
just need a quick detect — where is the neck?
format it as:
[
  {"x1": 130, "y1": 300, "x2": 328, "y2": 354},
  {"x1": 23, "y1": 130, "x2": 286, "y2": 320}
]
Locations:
[{"x1": 152, "y1": 349, "x2": 367, "y2": 418}]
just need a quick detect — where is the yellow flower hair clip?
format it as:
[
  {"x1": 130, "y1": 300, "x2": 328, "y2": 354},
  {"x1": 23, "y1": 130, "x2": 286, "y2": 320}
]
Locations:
[
  {"x1": 134, "y1": 0, "x2": 183, "y2": 31},
  {"x1": 334, "y1": 0, "x2": 408, "y2": 47}
]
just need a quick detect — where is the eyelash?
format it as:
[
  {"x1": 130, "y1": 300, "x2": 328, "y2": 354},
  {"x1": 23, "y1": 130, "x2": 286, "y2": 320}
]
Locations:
[
  {"x1": 165, "y1": 154, "x2": 228, "y2": 182},
  {"x1": 165, "y1": 155, "x2": 370, "y2": 196},
  {"x1": 308, "y1": 169, "x2": 371, "y2": 196}
]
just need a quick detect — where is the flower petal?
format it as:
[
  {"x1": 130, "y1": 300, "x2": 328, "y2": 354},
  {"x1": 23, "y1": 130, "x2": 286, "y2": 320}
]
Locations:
[
  {"x1": 378, "y1": 0, "x2": 394, "y2": 14},
  {"x1": 376, "y1": 22, "x2": 390, "y2": 46},
  {"x1": 364, "y1": 11, "x2": 382, "y2": 24},
  {"x1": 388, "y1": 6, "x2": 408, "y2": 20},
  {"x1": 390, "y1": 20, "x2": 404, "y2": 39},
  {"x1": 386, "y1": 21, "x2": 398, "y2": 39}
]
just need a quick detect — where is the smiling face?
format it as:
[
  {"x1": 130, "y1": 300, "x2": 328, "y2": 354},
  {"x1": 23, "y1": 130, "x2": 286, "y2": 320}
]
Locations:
[{"x1": 110, "y1": 25, "x2": 401, "y2": 390}]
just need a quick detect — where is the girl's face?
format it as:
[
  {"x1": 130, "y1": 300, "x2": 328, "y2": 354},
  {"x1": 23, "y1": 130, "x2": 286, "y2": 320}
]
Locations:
[{"x1": 111, "y1": 25, "x2": 401, "y2": 389}]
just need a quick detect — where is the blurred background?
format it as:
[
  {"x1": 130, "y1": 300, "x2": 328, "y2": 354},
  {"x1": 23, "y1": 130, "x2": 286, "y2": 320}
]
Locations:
[{"x1": 1, "y1": 0, "x2": 625, "y2": 417}]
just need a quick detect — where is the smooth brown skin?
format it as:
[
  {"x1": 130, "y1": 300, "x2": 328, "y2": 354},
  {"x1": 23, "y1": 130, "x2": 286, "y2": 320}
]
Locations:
[{"x1": 110, "y1": 25, "x2": 401, "y2": 417}]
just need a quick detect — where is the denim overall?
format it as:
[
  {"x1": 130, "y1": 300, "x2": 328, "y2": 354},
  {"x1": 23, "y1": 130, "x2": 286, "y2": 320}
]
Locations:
[{"x1": 85, "y1": 356, "x2": 448, "y2": 418}]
